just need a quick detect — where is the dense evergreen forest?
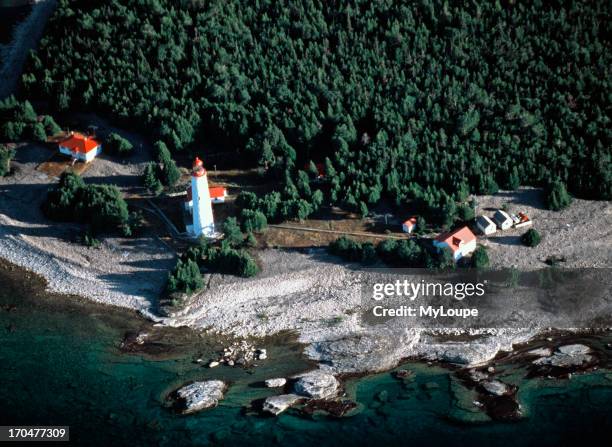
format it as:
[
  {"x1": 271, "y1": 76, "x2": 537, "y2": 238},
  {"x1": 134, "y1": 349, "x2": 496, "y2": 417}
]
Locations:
[{"x1": 21, "y1": 0, "x2": 611, "y2": 221}]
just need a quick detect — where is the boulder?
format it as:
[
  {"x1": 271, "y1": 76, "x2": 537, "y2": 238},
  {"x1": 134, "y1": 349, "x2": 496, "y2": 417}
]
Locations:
[
  {"x1": 527, "y1": 347, "x2": 552, "y2": 357},
  {"x1": 262, "y1": 394, "x2": 302, "y2": 416},
  {"x1": 482, "y1": 380, "x2": 510, "y2": 396},
  {"x1": 533, "y1": 344, "x2": 594, "y2": 368},
  {"x1": 556, "y1": 344, "x2": 591, "y2": 356},
  {"x1": 468, "y1": 369, "x2": 488, "y2": 382},
  {"x1": 293, "y1": 371, "x2": 339, "y2": 399},
  {"x1": 174, "y1": 380, "x2": 227, "y2": 414},
  {"x1": 265, "y1": 378, "x2": 287, "y2": 388}
]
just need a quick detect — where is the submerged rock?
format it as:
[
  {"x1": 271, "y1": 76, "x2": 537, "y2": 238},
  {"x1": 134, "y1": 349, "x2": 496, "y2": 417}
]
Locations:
[
  {"x1": 527, "y1": 347, "x2": 552, "y2": 357},
  {"x1": 293, "y1": 371, "x2": 339, "y2": 399},
  {"x1": 556, "y1": 344, "x2": 591, "y2": 356},
  {"x1": 262, "y1": 394, "x2": 302, "y2": 416},
  {"x1": 468, "y1": 369, "x2": 489, "y2": 382},
  {"x1": 393, "y1": 369, "x2": 413, "y2": 380},
  {"x1": 265, "y1": 378, "x2": 287, "y2": 388},
  {"x1": 481, "y1": 380, "x2": 510, "y2": 396},
  {"x1": 173, "y1": 380, "x2": 227, "y2": 414},
  {"x1": 533, "y1": 344, "x2": 594, "y2": 368}
]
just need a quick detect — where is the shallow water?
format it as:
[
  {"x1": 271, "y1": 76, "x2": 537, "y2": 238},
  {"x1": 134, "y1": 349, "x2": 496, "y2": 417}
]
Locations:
[{"x1": 1, "y1": 262, "x2": 611, "y2": 446}]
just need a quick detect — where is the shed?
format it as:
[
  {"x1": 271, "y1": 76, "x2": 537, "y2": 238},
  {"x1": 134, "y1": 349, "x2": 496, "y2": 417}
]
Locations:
[
  {"x1": 493, "y1": 210, "x2": 513, "y2": 230},
  {"x1": 476, "y1": 215, "x2": 496, "y2": 235}
]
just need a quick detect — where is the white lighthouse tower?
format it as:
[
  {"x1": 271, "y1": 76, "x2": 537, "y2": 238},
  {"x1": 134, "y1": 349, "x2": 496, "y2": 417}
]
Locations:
[{"x1": 188, "y1": 157, "x2": 216, "y2": 237}]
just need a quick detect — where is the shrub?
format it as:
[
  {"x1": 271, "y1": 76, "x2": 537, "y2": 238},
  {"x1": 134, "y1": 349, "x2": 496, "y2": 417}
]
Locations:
[
  {"x1": 0, "y1": 145, "x2": 15, "y2": 177},
  {"x1": 545, "y1": 180, "x2": 572, "y2": 211},
  {"x1": 142, "y1": 162, "x2": 162, "y2": 194},
  {"x1": 471, "y1": 246, "x2": 490, "y2": 268},
  {"x1": 328, "y1": 236, "x2": 377, "y2": 264},
  {"x1": 457, "y1": 204, "x2": 475, "y2": 222},
  {"x1": 167, "y1": 259, "x2": 203, "y2": 294},
  {"x1": 43, "y1": 172, "x2": 130, "y2": 234},
  {"x1": 425, "y1": 248, "x2": 456, "y2": 270},
  {"x1": 106, "y1": 132, "x2": 133, "y2": 157},
  {"x1": 204, "y1": 245, "x2": 259, "y2": 277},
  {"x1": 154, "y1": 140, "x2": 180, "y2": 186},
  {"x1": 244, "y1": 232, "x2": 257, "y2": 247},
  {"x1": 240, "y1": 209, "x2": 267, "y2": 233},
  {"x1": 30, "y1": 122, "x2": 47, "y2": 142},
  {"x1": 521, "y1": 228, "x2": 541, "y2": 247},
  {"x1": 222, "y1": 217, "x2": 243, "y2": 247},
  {"x1": 41, "y1": 115, "x2": 61, "y2": 135},
  {"x1": 395, "y1": 239, "x2": 424, "y2": 267}
]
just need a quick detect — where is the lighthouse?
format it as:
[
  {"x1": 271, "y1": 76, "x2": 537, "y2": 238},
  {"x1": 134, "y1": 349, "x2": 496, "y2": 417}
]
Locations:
[{"x1": 188, "y1": 157, "x2": 216, "y2": 237}]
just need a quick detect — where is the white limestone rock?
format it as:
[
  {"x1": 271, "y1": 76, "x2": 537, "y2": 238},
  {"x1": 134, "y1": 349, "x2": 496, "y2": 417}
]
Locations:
[
  {"x1": 265, "y1": 378, "x2": 287, "y2": 388},
  {"x1": 262, "y1": 394, "x2": 302, "y2": 416},
  {"x1": 556, "y1": 344, "x2": 591, "y2": 356},
  {"x1": 293, "y1": 371, "x2": 339, "y2": 399},
  {"x1": 482, "y1": 380, "x2": 510, "y2": 396},
  {"x1": 527, "y1": 347, "x2": 552, "y2": 357},
  {"x1": 174, "y1": 380, "x2": 227, "y2": 414}
]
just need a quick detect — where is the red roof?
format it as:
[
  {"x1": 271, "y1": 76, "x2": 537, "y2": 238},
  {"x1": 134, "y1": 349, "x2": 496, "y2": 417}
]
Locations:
[
  {"x1": 435, "y1": 226, "x2": 476, "y2": 254},
  {"x1": 209, "y1": 186, "x2": 226, "y2": 199},
  {"x1": 518, "y1": 212, "x2": 531, "y2": 223},
  {"x1": 59, "y1": 132, "x2": 100, "y2": 154},
  {"x1": 403, "y1": 216, "x2": 417, "y2": 228},
  {"x1": 184, "y1": 186, "x2": 227, "y2": 201}
]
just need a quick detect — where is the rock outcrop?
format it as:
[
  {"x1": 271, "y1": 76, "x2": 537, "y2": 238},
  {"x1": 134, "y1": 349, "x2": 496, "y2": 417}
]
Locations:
[
  {"x1": 481, "y1": 380, "x2": 510, "y2": 396},
  {"x1": 262, "y1": 394, "x2": 302, "y2": 415},
  {"x1": 293, "y1": 371, "x2": 339, "y2": 399},
  {"x1": 173, "y1": 380, "x2": 227, "y2": 414},
  {"x1": 532, "y1": 344, "x2": 594, "y2": 368},
  {"x1": 265, "y1": 378, "x2": 287, "y2": 388}
]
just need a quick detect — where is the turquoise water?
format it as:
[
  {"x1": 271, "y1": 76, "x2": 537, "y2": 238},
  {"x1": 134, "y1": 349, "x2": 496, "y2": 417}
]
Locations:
[{"x1": 1, "y1": 264, "x2": 611, "y2": 446}]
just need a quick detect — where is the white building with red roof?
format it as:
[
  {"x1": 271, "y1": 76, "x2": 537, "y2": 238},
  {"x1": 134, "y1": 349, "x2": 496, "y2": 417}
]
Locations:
[
  {"x1": 58, "y1": 132, "x2": 102, "y2": 162},
  {"x1": 433, "y1": 226, "x2": 477, "y2": 261},
  {"x1": 402, "y1": 216, "x2": 418, "y2": 233}
]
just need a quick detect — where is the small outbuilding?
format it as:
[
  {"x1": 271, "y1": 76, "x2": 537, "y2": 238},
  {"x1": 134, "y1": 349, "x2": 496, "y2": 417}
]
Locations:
[
  {"x1": 514, "y1": 212, "x2": 533, "y2": 229},
  {"x1": 493, "y1": 209, "x2": 513, "y2": 230},
  {"x1": 58, "y1": 132, "x2": 102, "y2": 162},
  {"x1": 402, "y1": 216, "x2": 418, "y2": 233},
  {"x1": 476, "y1": 215, "x2": 496, "y2": 235},
  {"x1": 209, "y1": 186, "x2": 227, "y2": 204},
  {"x1": 433, "y1": 226, "x2": 477, "y2": 261}
]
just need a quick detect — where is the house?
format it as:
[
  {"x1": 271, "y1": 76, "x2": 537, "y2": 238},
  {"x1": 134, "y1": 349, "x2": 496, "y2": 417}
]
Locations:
[
  {"x1": 184, "y1": 185, "x2": 227, "y2": 210},
  {"x1": 58, "y1": 132, "x2": 102, "y2": 162},
  {"x1": 402, "y1": 216, "x2": 417, "y2": 233},
  {"x1": 514, "y1": 212, "x2": 533, "y2": 229},
  {"x1": 493, "y1": 209, "x2": 513, "y2": 230},
  {"x1": 476, "y1": 215, "x2": 496, "y2": 235},
  {"x1": 433, "y1": 226, "x2": 477, "y2": 261}
]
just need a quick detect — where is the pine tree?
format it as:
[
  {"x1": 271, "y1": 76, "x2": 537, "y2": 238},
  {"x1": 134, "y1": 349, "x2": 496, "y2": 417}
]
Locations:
[{"x1": 222, "y1": 217, "x2": 243, "y2": 247}]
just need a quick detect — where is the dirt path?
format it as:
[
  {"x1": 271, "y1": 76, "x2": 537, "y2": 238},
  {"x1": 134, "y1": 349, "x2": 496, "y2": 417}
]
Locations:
[{"x1": 268, "y1": 223, "x2": 409, "y2": 240}]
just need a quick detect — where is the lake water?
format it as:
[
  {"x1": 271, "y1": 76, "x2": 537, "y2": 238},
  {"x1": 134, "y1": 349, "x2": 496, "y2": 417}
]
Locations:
[{"x1": 1, "y1": 262, "x2": 611, "y2": 446}]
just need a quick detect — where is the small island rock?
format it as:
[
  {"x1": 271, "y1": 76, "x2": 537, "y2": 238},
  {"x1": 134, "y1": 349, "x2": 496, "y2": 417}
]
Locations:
[
  {"x1": 262, "y1": 394, "x2": 302, "y2": 416},
  {"x1": 293, "y1": 371, "x2": 339, "y2": 399},
  {"x1": 265, "y1": 378, "x2": 287, "y2": 388},
  {"x1": 174, "y1": 380, "x2": 227, "y2": 414},
  {"x1": 482, "y1": 380, "x2": 510, "y2": 396}
]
